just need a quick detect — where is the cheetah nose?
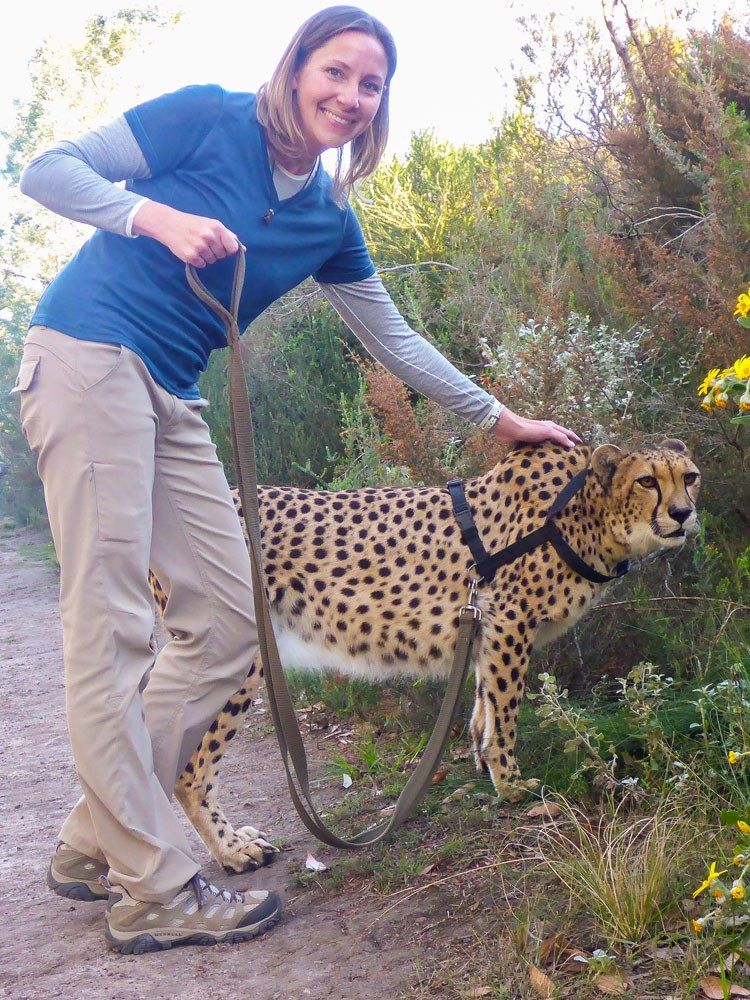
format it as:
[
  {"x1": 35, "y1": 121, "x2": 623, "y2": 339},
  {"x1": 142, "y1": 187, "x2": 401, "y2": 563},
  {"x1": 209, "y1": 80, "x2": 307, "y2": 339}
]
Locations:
[{"x1": 668, "y1": 505, "x2": 692, "y2": 525}]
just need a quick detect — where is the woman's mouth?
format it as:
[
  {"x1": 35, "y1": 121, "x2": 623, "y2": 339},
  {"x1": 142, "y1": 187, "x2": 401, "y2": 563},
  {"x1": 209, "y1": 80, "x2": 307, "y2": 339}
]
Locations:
[{"x1": 320, "y1": 107, "x2": 356, "y2": 129}]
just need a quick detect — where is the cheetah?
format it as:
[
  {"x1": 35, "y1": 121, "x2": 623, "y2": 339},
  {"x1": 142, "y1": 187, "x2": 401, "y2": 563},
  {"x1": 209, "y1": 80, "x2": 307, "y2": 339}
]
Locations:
[{"x1": 150, "y1": 438, "x2": 700, "y2": 873}]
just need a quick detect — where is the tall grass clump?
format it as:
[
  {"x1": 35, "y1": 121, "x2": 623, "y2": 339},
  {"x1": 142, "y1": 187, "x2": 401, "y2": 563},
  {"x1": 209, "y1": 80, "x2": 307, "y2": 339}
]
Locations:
[{"x1": 536, "y1": 799, "x2": 699, "y2": 944}]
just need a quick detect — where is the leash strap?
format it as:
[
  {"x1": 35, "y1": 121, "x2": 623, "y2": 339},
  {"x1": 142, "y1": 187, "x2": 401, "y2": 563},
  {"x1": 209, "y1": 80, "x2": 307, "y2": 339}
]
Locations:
[
  {"x1": 447, "y1": 470, "x2": 630, "y2": 585},
  {"x1": 185, "y1": 251, "x2": 482, "y2": 849}
]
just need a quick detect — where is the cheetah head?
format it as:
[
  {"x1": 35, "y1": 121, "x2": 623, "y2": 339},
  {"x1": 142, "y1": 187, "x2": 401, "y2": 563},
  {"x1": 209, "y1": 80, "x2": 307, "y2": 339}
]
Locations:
[{"x1": 590, "y1": 438, "x2": 701, "y2": 559}]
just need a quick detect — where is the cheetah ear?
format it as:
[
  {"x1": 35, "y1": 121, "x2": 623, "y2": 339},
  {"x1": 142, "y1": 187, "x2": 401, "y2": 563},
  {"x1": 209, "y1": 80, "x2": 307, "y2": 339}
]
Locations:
[
  {"x1": 591, "y1": 444, "x2": 624, "y2": 490},
  {"x1": 659, "y1": 438, "x2": 689, "y2": 454}
]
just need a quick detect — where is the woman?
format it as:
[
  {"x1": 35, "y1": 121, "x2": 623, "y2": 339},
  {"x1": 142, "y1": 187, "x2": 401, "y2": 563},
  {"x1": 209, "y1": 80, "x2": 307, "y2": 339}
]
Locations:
[{"x1": 16, "y1": 5, "x2": 580, "y2": 953}]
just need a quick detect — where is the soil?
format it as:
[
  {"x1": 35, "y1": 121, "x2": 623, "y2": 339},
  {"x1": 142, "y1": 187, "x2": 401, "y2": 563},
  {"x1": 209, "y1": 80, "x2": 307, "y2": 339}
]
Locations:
[{"x1": 0, "y1": 524, "x2": 477, "y2": 1000}]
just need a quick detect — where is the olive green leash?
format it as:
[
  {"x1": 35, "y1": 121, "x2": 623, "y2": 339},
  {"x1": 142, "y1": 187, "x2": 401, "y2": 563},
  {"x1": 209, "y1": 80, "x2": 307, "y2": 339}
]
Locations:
[{"x1": 185, "y1": 249, "x2": 483, "y2": 849}]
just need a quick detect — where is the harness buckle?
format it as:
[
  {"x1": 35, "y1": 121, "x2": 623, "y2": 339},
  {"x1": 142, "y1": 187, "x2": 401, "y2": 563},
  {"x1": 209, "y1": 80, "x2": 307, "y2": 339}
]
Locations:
[{"x1": 459, "y1": 576, "x2": 482, "y2": 621}]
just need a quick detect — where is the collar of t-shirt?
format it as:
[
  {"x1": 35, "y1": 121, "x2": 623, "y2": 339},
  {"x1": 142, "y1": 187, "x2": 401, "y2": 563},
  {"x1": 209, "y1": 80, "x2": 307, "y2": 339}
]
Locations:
[{"x1": 272, "y1": 160, "x2": 315, "y2": 201}]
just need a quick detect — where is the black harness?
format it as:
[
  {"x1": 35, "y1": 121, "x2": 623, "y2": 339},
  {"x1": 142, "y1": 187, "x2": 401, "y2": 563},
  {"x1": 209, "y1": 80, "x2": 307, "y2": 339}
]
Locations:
[{"x1": 447, "y1": 468, "x2": 630, "y2": 586}]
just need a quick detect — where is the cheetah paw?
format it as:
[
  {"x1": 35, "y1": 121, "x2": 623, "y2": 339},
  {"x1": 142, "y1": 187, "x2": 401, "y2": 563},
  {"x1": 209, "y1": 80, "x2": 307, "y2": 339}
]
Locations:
[
  {"x1": 493, "y1": 777, "x2": 541, "y2": 803},
  {"x1": 220, "y1": 827, "x2": 280, "y2": 874}
]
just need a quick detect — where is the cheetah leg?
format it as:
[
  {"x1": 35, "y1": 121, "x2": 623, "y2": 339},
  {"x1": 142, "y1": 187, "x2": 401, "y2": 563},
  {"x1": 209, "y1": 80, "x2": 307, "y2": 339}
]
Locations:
[
  {"x1": 174, "y1": 657, "x2": 279, "y2": 874},
  {"x1": 469, "y1": 624, "x2": 540, "y2": 802},
  {"x1": 150, "y1": 570, "x2": 278, "y2": 872}
]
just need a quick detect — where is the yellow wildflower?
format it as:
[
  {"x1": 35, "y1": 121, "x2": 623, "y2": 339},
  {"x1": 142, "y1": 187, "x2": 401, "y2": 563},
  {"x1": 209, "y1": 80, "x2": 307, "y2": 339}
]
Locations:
[
  {"x1": 698, "y1": 368, "x2": 721, "y2": 396},
  {"x1": 691, "y1": 917, "x2": 705, "y2": 933},
  {"x1": 738, "y1": 820, "x2": 750, "y2": 835},
  {"x1": 700, "y1": 397, "x2": 715, "y2": 412},
  {"x1": 731, "y1": 882, "x2": 746, "y2": 901},
  {"x1": 694, "y1": 861, "x2": 728, "y2": 897},
  {"x1": 740, "y1": 386, "x2": 750, "y2": 413},
  {"x1": 729, "y1": 750, "x2": 741, "y2": 765},
  {"x1": 734, "y1": 855, "x2": 746, "y2": 866},
  {"x1": 733, "y1": 355, "x2": 750, "y2": 379},
  {"x1": 714, "y1": 391, "x2": 729, "y2": 409},
  {"x1": 734, "y1": 291, "x2": 750, "y2": 318},
  {"x1": 712, "y1": 887, "x2": 727, "y2": 902}
]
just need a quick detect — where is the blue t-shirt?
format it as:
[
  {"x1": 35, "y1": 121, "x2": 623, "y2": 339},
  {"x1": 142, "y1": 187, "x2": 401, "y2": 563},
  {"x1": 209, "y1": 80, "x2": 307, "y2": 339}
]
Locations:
[{"x1": 30, "y1": 85, "x2": 376, "y2": 398}]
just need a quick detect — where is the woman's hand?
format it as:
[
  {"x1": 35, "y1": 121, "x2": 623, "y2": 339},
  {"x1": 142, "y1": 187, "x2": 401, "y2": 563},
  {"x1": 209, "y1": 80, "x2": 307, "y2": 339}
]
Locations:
[
  {"x1": 132, "y1": 201, "x2": 240, "y2": 267},
  {"x1": 492, "y1": 406, "x2": 582, "y2": 450}
]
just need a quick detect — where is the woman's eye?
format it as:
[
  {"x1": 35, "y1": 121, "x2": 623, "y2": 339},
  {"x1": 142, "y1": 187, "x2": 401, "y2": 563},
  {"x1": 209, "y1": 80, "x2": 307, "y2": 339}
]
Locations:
[
  {"x1": 326, "y1": 67, "x2": 344, "y2": 79},
  {"x1": 362, "y1": 81, "x2": 382, "y2": 95},
  {"x1": 637, "y1": 476, "x2": 657, "y2": 488}
]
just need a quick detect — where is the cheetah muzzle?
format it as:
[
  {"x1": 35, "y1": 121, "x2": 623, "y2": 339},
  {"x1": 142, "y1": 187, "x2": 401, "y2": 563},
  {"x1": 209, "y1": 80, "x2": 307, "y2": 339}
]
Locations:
[{"x1": 149, "y1": 438, "x2": 700, "y2": 872}]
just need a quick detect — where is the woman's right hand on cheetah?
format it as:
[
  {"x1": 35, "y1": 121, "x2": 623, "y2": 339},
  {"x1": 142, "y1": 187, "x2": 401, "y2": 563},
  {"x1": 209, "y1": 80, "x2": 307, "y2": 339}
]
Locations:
[
  {"x1": 132, "y1": 201, "x2": 240, "y2": 268},
  {"x1": 492, "y1": 407, "x2": 582, "y2": 450}
]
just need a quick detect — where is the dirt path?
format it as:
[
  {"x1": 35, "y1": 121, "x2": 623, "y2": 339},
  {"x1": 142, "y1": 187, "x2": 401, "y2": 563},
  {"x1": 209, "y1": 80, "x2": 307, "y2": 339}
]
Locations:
[{"x1": 0, "y1": 525, "x2": 470, "y2": 1000}]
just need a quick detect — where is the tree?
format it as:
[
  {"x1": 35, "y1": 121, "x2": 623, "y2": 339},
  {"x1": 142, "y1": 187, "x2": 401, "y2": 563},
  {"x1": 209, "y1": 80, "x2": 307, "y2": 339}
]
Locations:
[{"x1": 0, "y1": 9, "x2": 176, "y2": 520}]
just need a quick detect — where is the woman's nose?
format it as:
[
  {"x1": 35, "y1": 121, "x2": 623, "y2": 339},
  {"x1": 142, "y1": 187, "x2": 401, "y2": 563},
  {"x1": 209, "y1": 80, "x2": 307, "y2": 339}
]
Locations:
[{"x1": 337, "y1": 85, "x2": 360, "y2": 109}]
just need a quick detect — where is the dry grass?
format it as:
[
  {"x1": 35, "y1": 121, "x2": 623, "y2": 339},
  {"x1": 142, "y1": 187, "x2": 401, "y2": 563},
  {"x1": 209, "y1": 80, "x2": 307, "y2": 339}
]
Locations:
[{"x1": 534, "y1": 797, "x2": 697, "y2": 945}]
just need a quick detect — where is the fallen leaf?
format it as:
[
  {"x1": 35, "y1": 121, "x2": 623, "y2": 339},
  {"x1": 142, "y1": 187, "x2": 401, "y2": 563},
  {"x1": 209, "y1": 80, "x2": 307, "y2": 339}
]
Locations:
[
  {"x1": 442, "y1": 781, "x2": 476, "y2": 806},
  {"x1": 526, "y1": 801, "x2": 562, "y2": 820},
  {"x1": 713, "y1": 953, "x2": 742, "y2": 974},
  {"x1": 466, "y1": 989, "x2": 493, "y2": 998},
  {"x1": 529, "y1": 963, "x2": 555, "y2": 997},
  {"x1": 538, "y1": 932, "x2": 568, "y2": 965},
  {"x1": 431, "y1": 769, "x2": 448, "y2": 784},
  {"x1": 559, "y1": 948, "x2": 592, "y2": 974},
  {"x1": 700, "y1": 979, "x2": 725, "y2": 999},
  {"x1": 305, "y1": 853, "x2": 328, "y2": 873},
  {"x1": 698, "y1": 976, "x2": 750, "y2": 998},
  {"x1": 418, "y1": 863, "x2": 436, "y2": 877},
  {"x1": 594, "y1": 972, "x2": 629, "y2": 995}
]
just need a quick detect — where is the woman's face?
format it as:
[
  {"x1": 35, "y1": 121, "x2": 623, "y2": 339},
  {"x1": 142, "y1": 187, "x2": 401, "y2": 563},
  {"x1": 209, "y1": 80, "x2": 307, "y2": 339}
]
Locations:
[{"x1": 293, "y1": 30, "x2": 388, "y2": 157}]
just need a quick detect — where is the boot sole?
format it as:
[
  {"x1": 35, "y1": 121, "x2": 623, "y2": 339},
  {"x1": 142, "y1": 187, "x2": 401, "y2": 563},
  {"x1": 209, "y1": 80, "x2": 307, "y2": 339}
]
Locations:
[
  {"x1": 47, "y1": 866, "x2": 109, "y2": 902},
  {"x1": 105, "y1": 899, "x2": 282, "y2": 954}
]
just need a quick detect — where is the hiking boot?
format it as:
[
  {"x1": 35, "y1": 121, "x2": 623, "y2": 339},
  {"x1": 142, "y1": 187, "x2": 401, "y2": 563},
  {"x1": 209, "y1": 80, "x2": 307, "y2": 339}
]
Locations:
[
  {"x1": 47, "y1": 843, "x2": 109, "y2": 902},
  {"x1": 104, "y1": 874, "x2": 282, "y2": 954}
]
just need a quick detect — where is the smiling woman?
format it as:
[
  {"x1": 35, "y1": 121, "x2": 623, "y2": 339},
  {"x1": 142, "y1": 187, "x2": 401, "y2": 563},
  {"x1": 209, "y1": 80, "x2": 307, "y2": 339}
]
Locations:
[
  {"x1": 256, "y1": 6, "x2": 397, "y2": 196},
  {"x1": 14, "y1": 2, "x2": 580, "y2": 959}
]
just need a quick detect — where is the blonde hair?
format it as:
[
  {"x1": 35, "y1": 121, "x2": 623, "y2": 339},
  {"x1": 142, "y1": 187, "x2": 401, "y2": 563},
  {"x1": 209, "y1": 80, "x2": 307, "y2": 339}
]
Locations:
[{"x1": 256, "y1": 5, "x2": 397, "y2": 202}]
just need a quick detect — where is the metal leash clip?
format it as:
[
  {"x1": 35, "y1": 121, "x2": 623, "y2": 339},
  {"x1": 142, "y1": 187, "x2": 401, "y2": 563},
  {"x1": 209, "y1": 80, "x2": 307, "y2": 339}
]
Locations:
[{"x1": 459, "y1": 576, "x2": 482, "y2": 621}]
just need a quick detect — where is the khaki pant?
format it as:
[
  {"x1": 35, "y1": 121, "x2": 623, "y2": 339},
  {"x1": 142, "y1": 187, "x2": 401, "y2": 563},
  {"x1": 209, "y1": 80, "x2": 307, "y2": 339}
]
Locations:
[{"x1": 15, "y1": 327, "x2": 257, "y2": 903}]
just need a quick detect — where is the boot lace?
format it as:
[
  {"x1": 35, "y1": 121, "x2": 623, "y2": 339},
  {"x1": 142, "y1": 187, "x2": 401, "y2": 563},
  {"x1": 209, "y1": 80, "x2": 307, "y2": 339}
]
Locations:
[{"x1": 188, "y1": 873, "x2": 244, "y2": 909}]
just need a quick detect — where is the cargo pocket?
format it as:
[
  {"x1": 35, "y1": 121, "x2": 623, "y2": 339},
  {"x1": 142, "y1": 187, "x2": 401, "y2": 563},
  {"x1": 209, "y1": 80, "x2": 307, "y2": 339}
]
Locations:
[
  {"x1": 91, "y1": 461, "x2": 149, "y2": 544},
  {"x1": 9, "y1": 354, "x2": 40, "y2": 395},
  {"x1": 10, "y1": 354, "x2": 41, "y2": 450}
]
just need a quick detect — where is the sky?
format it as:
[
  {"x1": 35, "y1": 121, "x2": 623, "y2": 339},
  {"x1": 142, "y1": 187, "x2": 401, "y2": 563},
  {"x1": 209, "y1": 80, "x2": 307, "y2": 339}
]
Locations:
[{"x1": 3, "y1": 0, "x2": 739, "y2": 164}]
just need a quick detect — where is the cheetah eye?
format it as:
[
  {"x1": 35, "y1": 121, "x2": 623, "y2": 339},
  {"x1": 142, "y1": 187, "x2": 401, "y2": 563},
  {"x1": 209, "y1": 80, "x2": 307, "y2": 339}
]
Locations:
[
  {"x1": 637, "y1": 475, "x2": 657, "y2": 489},
  {"x1": 684, "y1": 472, "x2": 700, "y2": 486}
]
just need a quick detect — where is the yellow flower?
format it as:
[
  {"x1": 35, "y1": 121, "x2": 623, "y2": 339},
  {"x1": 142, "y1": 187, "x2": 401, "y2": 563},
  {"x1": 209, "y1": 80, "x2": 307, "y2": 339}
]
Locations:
[
  {"x1": 694, "y1": 861, "x2": 728, "y2": 897},
  {"x1": 738, "y1": 820, "x2": 750, "y2": 835},
  {"x1": 712, "y1": 887, "x2": 727, "y2": 901},
  {"x1": 729, "y1": 750, "x2": 741, "y2": 765},
  {"x1": 700, "y1": 398, "x2": 715, "y2": 412},
  {"x1": 734, "y1": 292, "x2": 750, "y2": 319},
  {"x1": 734, "y1": 855, "x2": 746, "y2": 866},
  {"x1": 698, "y1": 368, "x2": 721, "y2": 396},
  {"x1": 740, "y1": 386, "x2": 750, "y2": 413},
  {"x1": 731, "y1": 882, "x2": 746, "y2": 901},
  {"x1": 714, "y1": 391, "x2": 729, "y2": 409},
  {"x1": 733, "y1": 355, "x2": 750, "y2": 379},
  {"x1": 691, "y1": 917, "x2": 705, "y2": 933}
]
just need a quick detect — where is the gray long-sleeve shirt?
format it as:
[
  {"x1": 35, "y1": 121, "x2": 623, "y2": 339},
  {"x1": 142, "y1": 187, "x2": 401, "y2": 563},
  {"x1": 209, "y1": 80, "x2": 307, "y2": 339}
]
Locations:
[{"x1": 20, "y1": 117, "x2": 503, "y2": 428}]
